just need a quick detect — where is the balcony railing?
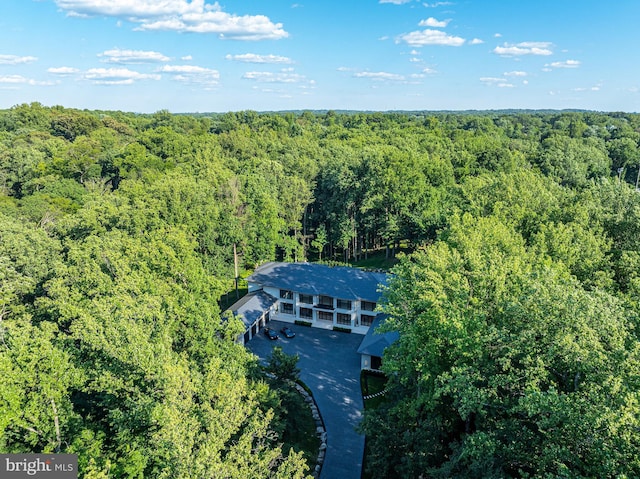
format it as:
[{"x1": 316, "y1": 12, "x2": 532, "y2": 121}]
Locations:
[{"x1": 315, "y1": 304, "x2": 334, "y2": 310}]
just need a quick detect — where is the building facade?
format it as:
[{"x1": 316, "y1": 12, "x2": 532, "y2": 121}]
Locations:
[{"x1": 242, "y1": 262, "x2": 387, "y2": 335}]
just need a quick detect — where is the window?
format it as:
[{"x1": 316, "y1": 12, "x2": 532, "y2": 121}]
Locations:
[
  {"x1": 318, "y1": 295, "x2": 334, "y2": 309},
  {"x1": 299, "y1": 293, "x2": 313, "y2": 304},
  {"x1": 336, "y1": 299, "x2": 352, "y2": 310},
  {"x1": 337, "y1": 313, "x2": 351, "y2": 325},
  {"x1": 300, "y1": 307, "x2": 313, "y2": 320},
  {"x1": 281, "y1": 302, "x2": 294, "y2": 315},
  {"x1": 361, "y1": 301, "x2": 376, "y2": 312},
  {"x1": 318, "y1": 311, "x2": 333, "y2": 322},
  {"x1": 280, "y1": 289, "x2": 293, "y2": 300},
  {"x1": 360, "y1": 314, "x2": 375, "y2": 327}
]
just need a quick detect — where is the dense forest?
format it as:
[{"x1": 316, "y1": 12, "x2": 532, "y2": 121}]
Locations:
[{"x1": 1, "y1": 103, "x2": 640, "y2": 478}]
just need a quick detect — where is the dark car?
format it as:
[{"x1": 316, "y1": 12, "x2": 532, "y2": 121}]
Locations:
[
  {"x1": 280, "y1": 327, "x2": 295, "y2": 338},
  {"x1": 263, "y1": 327, "x2": 279, "y2": 340}
]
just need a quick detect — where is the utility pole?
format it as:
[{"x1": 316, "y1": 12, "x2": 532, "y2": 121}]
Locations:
[{"x1": 233, "y1": 243, "x2": 239, "y2": 299}]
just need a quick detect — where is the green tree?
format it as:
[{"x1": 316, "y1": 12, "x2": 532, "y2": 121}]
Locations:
[
  {"x1": 361, "y1": 214, "x2": 640, "y2": 478},
  {"x1": 266, "y1": 346, "x2": 301, "y2": 382},
  {"x1": 311, "y1": 224, "x2": 327, "y2": 260}
]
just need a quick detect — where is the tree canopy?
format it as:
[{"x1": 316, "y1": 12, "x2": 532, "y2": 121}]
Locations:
[{"x1": 1, "y1": 104, "x2": 640, "y2": 478}]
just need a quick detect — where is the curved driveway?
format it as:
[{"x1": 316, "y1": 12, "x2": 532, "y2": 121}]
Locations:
[{"x1": 247, "y1": 320, "x2": 364, "y2": 479}]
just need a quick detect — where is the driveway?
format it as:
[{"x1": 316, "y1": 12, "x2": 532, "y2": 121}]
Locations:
[{"x1": 246, "y1": 320, "x2": 365, "y2": 479}]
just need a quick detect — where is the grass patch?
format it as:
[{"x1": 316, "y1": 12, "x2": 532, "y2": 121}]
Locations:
[
  {"x1": 219, "y1": 272, "x2": 251, "y2": 311},
  {"x1": 361, "y1": 370, "x2": 389, "y2": 479},
  {"x1": 361, "y1": 370, "x2": 387, "y2": 410},
  {"x1": 349, "y1": 246, "x2": 411, "y2": 271},
  {"x1": 294, "y1": 320, "x2": 313, "y2": 327},
  {"x1": 273, "y1": 382, "x2": 320, "y2": 467},
  {"x1": 219, "y1": 286, "x2": 248, "y2": 311}
]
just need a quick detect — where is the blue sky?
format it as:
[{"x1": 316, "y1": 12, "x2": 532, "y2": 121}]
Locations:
[{"x1": 0, "y1": 0, "x2": 638, "y2": 113}]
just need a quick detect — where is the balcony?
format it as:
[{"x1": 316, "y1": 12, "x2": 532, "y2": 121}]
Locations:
[{"x1": 314, "y1": 303, "x2": 334, "y2": 311}]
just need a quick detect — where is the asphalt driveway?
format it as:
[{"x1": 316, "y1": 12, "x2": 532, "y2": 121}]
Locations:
[{"x1": 246, "y1": 320, "x2": 365, "y2": 479}]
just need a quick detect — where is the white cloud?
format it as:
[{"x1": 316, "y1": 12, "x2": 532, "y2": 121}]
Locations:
[
  {"x1": 99, "y1": 48, "x2": 170, "y2": 63},
  {"x1": 0, "y1": 75, "x2": 31, "y2": 84},
  {"x1": 494, "y1": 41, "x2": 553, "y2": 56},
  {"x1": 0, "y1": 54, "x2": 38, "y2": 65},
  {"x1": 353, "y1": 71, "x2": 405, "y2": 81},
  {"x1": 139, "y1": 12, "x2": 288, "y2": 40},
  {"x1": 48, "y1": 66, "x2": 80, "y2": 75},
  {"x1": 480, "y1": 77, "x2": 505, "y2": 84},
  {"x1": 379, "y1": 0, "x2": 414, "y2": 4},
  {"x1": 159, "y1": 64, "x2": 220, "y2": 86},
  {"x1": 504, "y1": 71, "x2": 527, "y2": 77},
  {"x1": 418, "y1": 17, "x2": 449, "y2": 28},
  {"x1": 546, "y1": 59, "x2": 580, "y2": 69},
  {"x1": 423, "y1": 2, "x2": 453, "y2": 6},
  {"x1": 422, "y1": 67, "x2": 437, "y2": 74},
  {"x1": 54, "y1": 0, "x2": 203, "y2": 18},
  {"x1": 0, "y1": 75, "x2": 56, "y2": 86},
  {"x1": 480, "y1": 76, "x2": 514, "y2": 88},
  {"x1": 84, "y1": 67, "x2": 161, "y2": 85},
  {"x1": 52, "y1": 1, "x2": 288, "y2": 40},
  {"x1": 242, "y1": 70, "x2": 308, "y2": 84},
  {"x1": 181, "y1": 55, "x2": 193, "y2": 61},
  {"x1": 397, "y1": 29, "x2": 465, "y2": 47},
  {"x1": 225, "y1": 53, "x2": 293, "y2": 64},
  {"x1": 469, "y1": 38, "x2": 484, "y2": 45}
]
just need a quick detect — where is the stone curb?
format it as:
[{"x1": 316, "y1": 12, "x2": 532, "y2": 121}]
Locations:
[{"x1": 288, "y1": 380, "x2": 327, "y2": 479}]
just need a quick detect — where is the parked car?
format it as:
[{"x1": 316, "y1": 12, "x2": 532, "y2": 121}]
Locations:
[
  {"x1": 280, "y1": 327, "x2": 295, "y2": 338},
  {"x1": 263, "y1": 327, "x2": 279, "y2": 340}
]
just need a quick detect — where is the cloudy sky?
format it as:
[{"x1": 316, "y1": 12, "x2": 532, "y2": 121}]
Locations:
[{"x1": 0, "y1": 0, "x2": 638, "y2": 112}]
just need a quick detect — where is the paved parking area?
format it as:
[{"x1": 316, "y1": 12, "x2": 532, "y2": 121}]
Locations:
[{"x1": 246, "y1": 320, "x2": 365, "y2": 479}]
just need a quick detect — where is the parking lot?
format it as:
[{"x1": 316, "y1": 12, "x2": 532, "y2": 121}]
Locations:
[{"x1": 246, "y1": 320, "x2": 365, "y2": 479}]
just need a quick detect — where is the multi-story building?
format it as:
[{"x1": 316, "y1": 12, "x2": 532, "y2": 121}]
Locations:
[
  {"x1": 229, "y1": 262, "x2": 388, "y2": 344},
  {"x1": 250, "y1": 261, "x2": 386, "y2": 331},
  {"x1": 229, "y1": 262, "x2": 397, "y2": 370}
]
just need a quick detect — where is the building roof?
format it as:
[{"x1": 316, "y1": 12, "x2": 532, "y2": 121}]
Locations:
[
  {"x1": 246, "y1": 262, "x2": 388, "y2": 302},
  {"x1": 227, "y1": 290, "x2": 278, "y2": 328},
  {"x1": 357, "y1": 314, "x2": 399, "y2": 358}
]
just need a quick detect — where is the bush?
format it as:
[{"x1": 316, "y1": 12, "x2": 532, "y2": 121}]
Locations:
[{"x1": 333, "y1": 326, "x2": 351, "y2": 333}]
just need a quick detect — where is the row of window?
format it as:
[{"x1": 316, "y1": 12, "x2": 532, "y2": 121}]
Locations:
[
  {"x1": 279, "y1": 289, "x2": 376, "y2": 311},
  {"x1": 280, "y1": 302, "x2": 375, "y2": 326}
]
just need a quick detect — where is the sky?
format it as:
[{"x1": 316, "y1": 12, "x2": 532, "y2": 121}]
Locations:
[{"x1": 0, "y1": 0, "x2": 639, "y2": 113}]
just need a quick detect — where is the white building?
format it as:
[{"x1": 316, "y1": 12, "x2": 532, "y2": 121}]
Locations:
[
  {"x1": 244, "y1": 261, "x2": 387, "y2": 335},
  {"x1": 229, "y1": 262, "x2": 396, "y2": 369},
  {"x1": 229, "y1": 262, "x2": 387, "y2": 343}
]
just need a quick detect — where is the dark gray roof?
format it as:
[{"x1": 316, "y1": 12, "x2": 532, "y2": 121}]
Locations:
[
  {"x1": 246, "y1": 262, "x2": 387, "y2": 302},
  {"x1": 357, "y1": 314, "x2": 399, "y2": 357},
  {"x1": 227, "y1": 290, "x2": 278, "y2": 329}
]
